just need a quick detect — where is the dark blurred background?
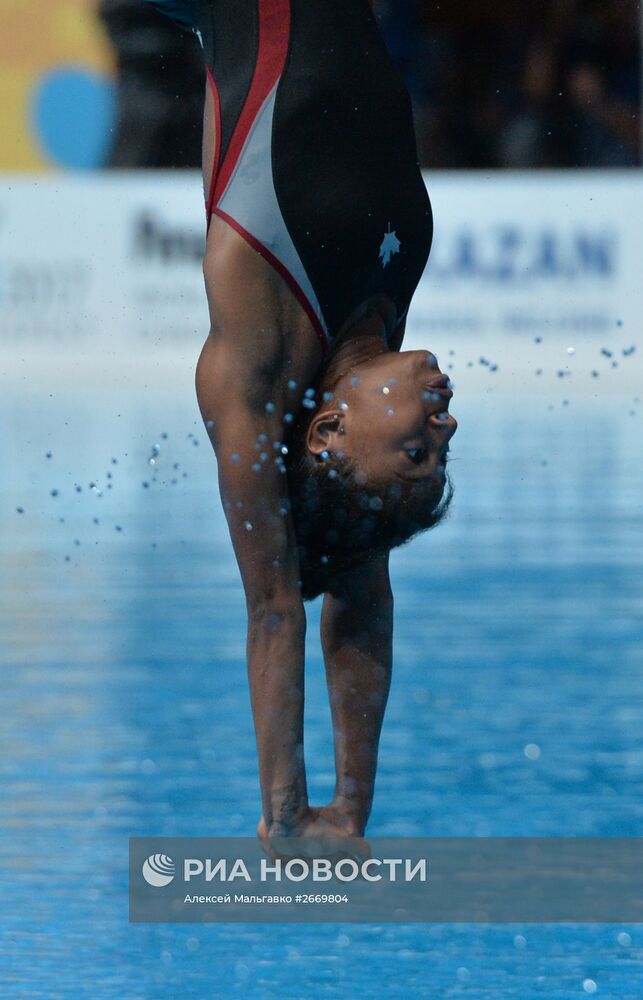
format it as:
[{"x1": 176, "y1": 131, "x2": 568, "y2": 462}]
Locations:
[
  {"x1": 379, "y1": 0, "x2": 640, "y2": 168},
  {"x1": 98, "y1": 0, "x2": 641, "y2": 169}
]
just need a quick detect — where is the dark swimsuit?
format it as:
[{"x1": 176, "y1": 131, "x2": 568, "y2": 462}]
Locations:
[{"x1": 147, "y1": 0, "x2": 433, "y2": 350}]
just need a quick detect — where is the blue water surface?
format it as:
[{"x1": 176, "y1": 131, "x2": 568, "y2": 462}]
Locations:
[{"x1": 1, "y1": 364, "x2": 642, "y2": 998}]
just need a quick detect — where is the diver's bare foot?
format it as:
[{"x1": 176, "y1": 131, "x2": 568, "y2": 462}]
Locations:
[
  {"x1": 316, "y1": 800, "x2": 368, "y2": 838},
  {"x1": 256, "y1": 809, "x2": 369, "y2": 861},
  {"x1": 257, "y1": 815, "x2": 273, "y2": 856}
]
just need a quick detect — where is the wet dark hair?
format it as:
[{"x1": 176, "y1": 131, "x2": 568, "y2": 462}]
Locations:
[{"x1": 286, "y1": 440, "x2": 453, "y2": 601}]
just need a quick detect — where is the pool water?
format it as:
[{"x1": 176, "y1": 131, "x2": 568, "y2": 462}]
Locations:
[{"x1": 1, "y1": 344, "x2": 642, "y2": 998}]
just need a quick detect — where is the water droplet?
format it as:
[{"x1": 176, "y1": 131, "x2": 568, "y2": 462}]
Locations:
[
  {"x1": 524, "y1": 743, "x2": 541, "y2": 760},
  {"x1": 582, "y1": 979, "x2": 597, "y2": 994},
  {"x1": 323, "y1": 391, "x2": 334, "y2": 402},
  {"x1": 265, "y1": 401, "x2": 275, "y2": 413},
  {"x1": 287, "y1": 379, "x2": 297, "y2": 390},
  {"x1": 513, "y1": 935, "x2": 527, "y2": 950},
  {"x1": 567, "y1": 346, "x2": 575, "y2": 355},
  {"x1": 231, "y1": 454, "x2": 240, "y2": 463},
  {"x1": 284, "y1": 413, "x2": 294, "y2": 424},
  {"x1": 320, "y1": 450, "x2": 330, "y2": 460},
  {"x1": 16, "y1": 506, "x2": 24, "y2": 514},
  {"x1": 115, "y1": 525, "x2": 123, "y2": 532},
  {"x1": 381, "y1": 386, "x2": 390, "y2": 395},
  {"x1": 281, "y1": 446, "x2": 288, "y2": 455},
  {"x1": 305, "y1": 387, "x2": 315, "y2": 398},
  {"x1": 302, "y1": 399, "x2": 316, "y2": 410},
  {"x1": 50, "y1": 489, "x2": 59, "y2": 497},
  {"x1": 142, "y1": 481, "x2": 149, "y2": 488},
  {"x1": 339, "y1": 401, "x2": 349, "y2": 411},
  {"x1": 206, "y1": 419, "x2": 214, "y2": 429},
  {"x1": 244, "y1": 521, "x2": 253, "y2": 531},
  {"x1": 617, "y1": 932, "x2": 631, "y2": 947},
  {"x1": 46, "y1": 451, "x2": 53, "y2": 459},
  {"x1": 386, "y1": 407, "x2": 394, "y2": 415},
  {"x1": 350, "y1": 376, "x2": 360, "y2": 387},
  {"x1": 252, "y1": 463, "x2": 261, "y2": 472}
]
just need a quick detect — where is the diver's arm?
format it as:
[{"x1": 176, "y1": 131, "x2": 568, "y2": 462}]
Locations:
[
  {"x1": 196, "y1": 340, "x2": 309, "y2": 832},
  {"x1": 320, "y1": 551, "x2": 394, "y2": 831}
]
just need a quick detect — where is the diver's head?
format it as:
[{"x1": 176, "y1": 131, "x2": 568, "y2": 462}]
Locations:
[{"x1": 287, "y1": 348, "x2": 458, "y2": 599}]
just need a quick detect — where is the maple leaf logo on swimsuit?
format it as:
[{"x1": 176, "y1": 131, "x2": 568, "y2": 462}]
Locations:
[{"x1": 379, "y1": 225, "x2": 401, "y2": 268}]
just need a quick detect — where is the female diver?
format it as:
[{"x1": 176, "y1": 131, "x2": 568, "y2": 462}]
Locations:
[{"x1": 147, "y1": 0, "x2": 457, "y2": 855}]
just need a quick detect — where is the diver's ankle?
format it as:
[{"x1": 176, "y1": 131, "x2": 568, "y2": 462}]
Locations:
[{"x1": 327, "y1": 796, "x2": 369, "y2": 836}]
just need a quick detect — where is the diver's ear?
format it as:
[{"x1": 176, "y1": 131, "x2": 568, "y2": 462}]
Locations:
[{"x1": 306, "y1": 410, "x2": 346, "y2": 456}]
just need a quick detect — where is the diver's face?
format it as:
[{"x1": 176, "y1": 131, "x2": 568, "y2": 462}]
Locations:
[{"x1": 324, "y1": 350, "x2": 458, "y2": 484}]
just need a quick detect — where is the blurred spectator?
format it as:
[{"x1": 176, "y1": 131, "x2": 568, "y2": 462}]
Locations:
[
  {"x1": 376, "y1": 0, "x2": 641, "y2": 168},
  {"x1": 98, "y1": 0, "x2": 203, "y2": 167},
  {"x1": 564, "y1": 1, "x2": 640, "y2": 166}
]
